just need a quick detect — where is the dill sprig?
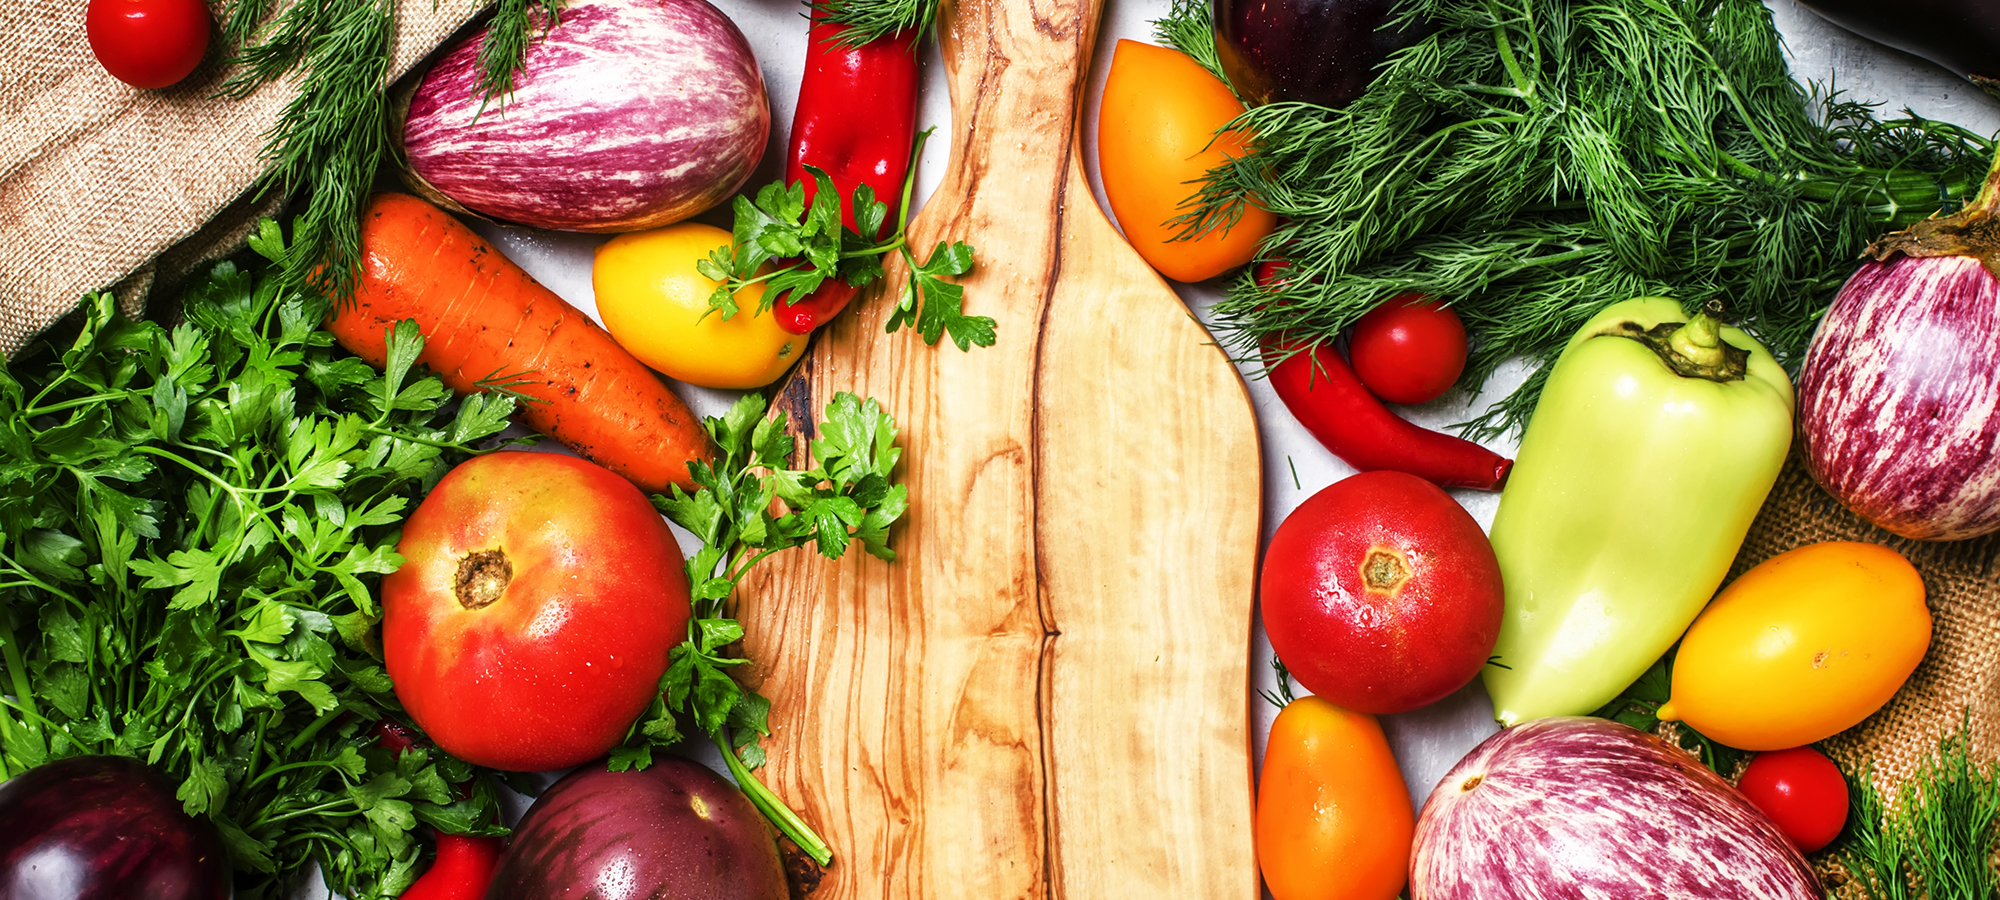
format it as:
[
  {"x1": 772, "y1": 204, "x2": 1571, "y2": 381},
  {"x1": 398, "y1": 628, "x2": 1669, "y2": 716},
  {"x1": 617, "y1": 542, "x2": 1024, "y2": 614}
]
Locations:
[
  {"x1": 215, "y1": 0, "x2": 563, "y2": 302},
  {"x1": 810, "y1": 0, "x2": 937, "y2": 46},
  {"x1": 1839, "y1": 723, "x2": 2000, "y2": 900},
  {"x1": 1160, "y1": 0, "x2": 1997, "y2": 439},
  {"x1": 1152, "y1": 0, "x2": 1230, "y2": 94}
]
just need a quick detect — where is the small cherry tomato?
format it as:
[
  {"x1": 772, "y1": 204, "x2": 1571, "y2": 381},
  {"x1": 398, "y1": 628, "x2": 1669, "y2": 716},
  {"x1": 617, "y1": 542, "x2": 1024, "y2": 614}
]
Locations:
[
  {"x1": 1736, "y1": 746, "x2": 1849, "y2": 853},
  {"x1": 593, "y1": 222, "x2": 807, "y2": 390},
  {"x1": 1348, "y1": 294, "x2": 1468, "y2": 405},
  {"x1": 1097, "y1": 39, "x2": 1275, "y2": 283},
  {"x1": 85, "y1": 0, "x2": 212, "y2": 89},
  {"x1": 1257, "y1": 695, "x2": 1412, "y2": 900}
]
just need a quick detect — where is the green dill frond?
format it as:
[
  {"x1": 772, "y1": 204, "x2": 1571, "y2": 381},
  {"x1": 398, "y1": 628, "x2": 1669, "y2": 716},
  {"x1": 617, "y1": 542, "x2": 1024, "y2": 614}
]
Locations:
[
  {"x1": 1153, "y1": 0, "x2": 1229, "y2": 89},
  {"x1": 478, "y1": 0, "x2": 564, "y2": 105},
  {"x1": 810, "y1": 0, "x2": 937, "y2": 47},
  {"x1": 1181, "y1": 0, "x2": 1997, "y2": 436}
]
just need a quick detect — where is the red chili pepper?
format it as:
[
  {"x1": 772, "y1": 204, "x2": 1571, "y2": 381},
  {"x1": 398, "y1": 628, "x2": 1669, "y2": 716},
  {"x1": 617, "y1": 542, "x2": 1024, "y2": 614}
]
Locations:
[
  {"x1": 1256, "y1": 261, "x2": 1512, "y2": 491},
  {"x1": 772, "y1": 17, "x2": 921, "y2": 335},
  {"x1": 400, "y1": 833, "x2": 506, "y2": 900}
]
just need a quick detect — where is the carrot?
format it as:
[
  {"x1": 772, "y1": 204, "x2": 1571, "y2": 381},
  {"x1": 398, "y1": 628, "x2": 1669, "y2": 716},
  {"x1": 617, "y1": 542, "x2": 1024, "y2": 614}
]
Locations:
[{"x1": 327, "y1": 192, "x2": 715, "y2": 494}]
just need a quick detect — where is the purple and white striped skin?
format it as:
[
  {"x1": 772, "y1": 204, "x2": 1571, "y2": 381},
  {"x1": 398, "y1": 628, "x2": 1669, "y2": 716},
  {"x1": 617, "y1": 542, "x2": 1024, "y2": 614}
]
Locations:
[
  {"x1": 1799, "y1": 253, "x2": 2000, "y2": 541},
  {"x1": 401, "y1": 0, "x2": 770, "y2": 232},
  {"x1": 1411, "y1": 718, "x2": 1818, "y2": 900}
]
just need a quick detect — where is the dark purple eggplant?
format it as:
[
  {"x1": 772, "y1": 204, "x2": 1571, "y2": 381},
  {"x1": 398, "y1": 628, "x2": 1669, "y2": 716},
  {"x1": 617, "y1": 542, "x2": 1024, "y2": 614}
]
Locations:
[
  {"x1": 1801, "y1": 0, "x2": 2000, "y2": 99},
  {"x1": 1211, "y1": 0, "x2": 1431, "y2": 108},
  {"x1": 0, "y1": 755, "x2": 228, "y2": 900},
  {"x1": 486, "y1": 756, "x2": 787, "y2": 900}
]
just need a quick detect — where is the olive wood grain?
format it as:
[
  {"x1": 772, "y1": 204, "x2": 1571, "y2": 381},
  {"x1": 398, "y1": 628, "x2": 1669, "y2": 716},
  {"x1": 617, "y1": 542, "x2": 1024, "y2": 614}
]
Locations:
[{"x1": 735, "y1": 0, "x2": 1259, "y2": 889}]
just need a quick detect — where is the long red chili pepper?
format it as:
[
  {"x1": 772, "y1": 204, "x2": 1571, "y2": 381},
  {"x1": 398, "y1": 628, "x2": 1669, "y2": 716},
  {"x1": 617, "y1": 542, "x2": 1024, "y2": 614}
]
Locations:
[
  {"x1": 1257, "y1": 263, "x2": 1512, "y2": 491},
  {"x1": 373, "y1": 722, "x2": 506, "y2": 900},
  {"x1": 772, "y1": 16, "x2": 921, "y2": 335}
]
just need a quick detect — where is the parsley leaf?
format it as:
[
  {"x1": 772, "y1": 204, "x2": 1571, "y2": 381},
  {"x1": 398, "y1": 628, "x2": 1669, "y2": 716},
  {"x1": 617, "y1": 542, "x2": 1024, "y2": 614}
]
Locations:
[{"x1": 611, "y1": 391, "x2": 907, "y2": 867}]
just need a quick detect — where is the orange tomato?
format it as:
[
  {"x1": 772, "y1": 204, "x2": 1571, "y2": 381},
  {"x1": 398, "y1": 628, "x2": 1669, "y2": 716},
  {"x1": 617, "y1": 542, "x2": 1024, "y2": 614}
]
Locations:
[
  {"x1": 1257, "y1": 696, "x2": 1413, "y2": 900},
  {"x1": 1097, "y1": 39, "x2": 1275, "y2": 282}
]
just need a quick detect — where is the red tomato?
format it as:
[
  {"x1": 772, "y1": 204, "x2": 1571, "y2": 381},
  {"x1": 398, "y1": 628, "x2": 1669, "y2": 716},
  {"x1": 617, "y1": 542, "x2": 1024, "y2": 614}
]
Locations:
[
  {"x1": 1736, "y1": 746, "x2": 1849, "y2": 853},
  {"x1": 1348, "y1": 294, "x2": 1468, "y2": 405},
  {"x1": 382, "y1": 451, "x2": 691, "y2": 772},
  {"x1": 85, "y1": 0, "x2": 212, "y2": 89},
  {"x1": 1260, "y1": 471, "x2": 1504, "y2": 714}
]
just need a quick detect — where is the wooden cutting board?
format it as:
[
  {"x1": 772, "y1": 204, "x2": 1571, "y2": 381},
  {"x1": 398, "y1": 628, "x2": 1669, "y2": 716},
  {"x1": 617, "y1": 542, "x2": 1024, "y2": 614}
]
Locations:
[{"x1": 734, "y1": 0, "x2": 1261, "y2": 890}]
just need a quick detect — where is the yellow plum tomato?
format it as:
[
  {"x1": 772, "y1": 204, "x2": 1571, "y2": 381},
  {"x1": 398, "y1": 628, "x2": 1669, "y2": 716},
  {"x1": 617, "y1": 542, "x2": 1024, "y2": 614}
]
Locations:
[
  {"x1": 382, "y1": 451, "x2": 691, "y2": 772},
  {"x1": 1658, "y1": 541, "x2": 1930, "y2": 751},
  {"x1": 593, "y1": 222, "x2": 805, "y2": 389}
]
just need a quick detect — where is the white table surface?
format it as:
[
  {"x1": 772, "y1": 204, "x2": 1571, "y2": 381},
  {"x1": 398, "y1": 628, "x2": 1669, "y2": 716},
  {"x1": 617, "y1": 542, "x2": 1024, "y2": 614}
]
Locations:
[{"x1": 463, "y1": 0, "x2": 2000, "y2": 831}]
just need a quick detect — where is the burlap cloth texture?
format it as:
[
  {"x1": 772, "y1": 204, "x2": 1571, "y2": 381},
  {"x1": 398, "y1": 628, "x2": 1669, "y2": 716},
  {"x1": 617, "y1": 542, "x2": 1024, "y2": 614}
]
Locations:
[
  {"x1": 0, "y1": 0, "x2": 489, "y2": 358},
  {"x1": 1726, "y1": 447, "x2": 2000, "y2": 798}
]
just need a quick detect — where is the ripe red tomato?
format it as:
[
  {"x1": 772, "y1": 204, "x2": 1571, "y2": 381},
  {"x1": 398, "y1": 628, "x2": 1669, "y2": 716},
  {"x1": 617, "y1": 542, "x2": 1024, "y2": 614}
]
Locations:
[
  {"x1": 85, "y1": 0, "x2": 211, "y2": 89},
  {"x1": 383, "y1": 451, "x2": 691, "y2": 772},
  {"x1": 1348, "y1": 294, "x2": 1468, "y2": 405},
  {"x1": 1260, "y1": 470, "x2": 1503, "y2": 714},
  {"x1": 1736, "y1": 746, "x2": 1849, "y2": 853}
]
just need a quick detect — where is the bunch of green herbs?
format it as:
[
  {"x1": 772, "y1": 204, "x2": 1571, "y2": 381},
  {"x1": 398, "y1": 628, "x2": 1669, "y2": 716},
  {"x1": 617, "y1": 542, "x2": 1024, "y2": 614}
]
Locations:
[
  {"x1": 611, "y1": 390, "x2": 907, "y2": 866},
  {"x1": 0, "y1": 224, "x2": 521, "y2": 899},
  {"x1": 1158, "y1": 0, "x2": 1997, "y2": 437},
  {"x1": 216, "y1": 0, "x2": 560, "y2": 300},
  {"x1": 1838, "y1": 723, "x2": 2000, "y2": 900}
]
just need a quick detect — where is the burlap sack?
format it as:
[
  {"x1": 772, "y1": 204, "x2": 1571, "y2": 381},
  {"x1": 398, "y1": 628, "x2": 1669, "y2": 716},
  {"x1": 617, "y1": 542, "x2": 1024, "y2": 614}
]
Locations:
[
  {"x1": 0, "y1": 0, "x2": 491, "y2": 358},
  {"x1": 1728, "y1": 448, "x2": 2000, "y2": 792}
]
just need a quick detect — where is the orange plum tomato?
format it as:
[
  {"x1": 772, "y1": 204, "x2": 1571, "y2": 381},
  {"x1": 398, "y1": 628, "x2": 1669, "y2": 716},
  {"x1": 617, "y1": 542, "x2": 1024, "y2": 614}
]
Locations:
[
  {"x1": 382, "y1": 451, "x2": 691, "y2": 772},
  {"x1": 85, "y1": 0, "x2": 211, "y2": 89},
  {"x1": 1257, "y1": 695, "x2": 1413, "y2": 900},
  {"x1": 1097, "y1": 39, "x2": 1275, "y2": 283},
  {"x1": 594, "y1": 222, "x2": 806, "y2": 390}
]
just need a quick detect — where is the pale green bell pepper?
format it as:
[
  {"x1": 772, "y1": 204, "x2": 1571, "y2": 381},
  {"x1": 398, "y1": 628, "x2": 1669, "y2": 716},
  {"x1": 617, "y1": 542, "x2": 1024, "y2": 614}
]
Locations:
[{"x1": 1483, "y1": 298, "x2": 1794, "y2": 726}]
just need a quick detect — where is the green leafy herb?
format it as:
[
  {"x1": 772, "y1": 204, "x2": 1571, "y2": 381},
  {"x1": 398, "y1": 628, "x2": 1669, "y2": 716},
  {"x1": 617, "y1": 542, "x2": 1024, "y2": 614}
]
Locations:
[
  {"x1": 701, "y1": 130, "x2": 996, "y2": 351},
  {"x1": 1838, "y1": 721, "x2": 2000, "y2": 900},
  {"x1": 215, "y1": 0, "x2": 559, "y2": 300},
  {"x1": 608, "y1": 391, "x2": 908, "y2": 866},
  {"x1": 1157, "y1": 0, "x2": 1998, "y2": 439},
  {"x1": 0, "y1": 225, "x2": 520, "y2": 899},
  {"x1": 810, "y1": 0, "x2": 939, "y2": 47}
]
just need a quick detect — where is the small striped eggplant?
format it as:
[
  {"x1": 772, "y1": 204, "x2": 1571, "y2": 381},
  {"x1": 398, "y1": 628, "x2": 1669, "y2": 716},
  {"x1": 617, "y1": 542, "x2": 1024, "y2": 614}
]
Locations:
[
  {"x1": 399, "y1": 0, "x2": 769, "y2": 233},
  {"x1": 1411, "y1": 718, "x2": 1818, "y2": 900},
  {"x1": 1799, "y1": 152, "x2": 2000, "y2": 541}
]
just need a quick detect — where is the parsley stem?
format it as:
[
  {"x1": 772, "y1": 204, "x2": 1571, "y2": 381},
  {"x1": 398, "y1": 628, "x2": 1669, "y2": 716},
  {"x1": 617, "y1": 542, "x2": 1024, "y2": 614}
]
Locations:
[
  {"x1": 715, "y1": 725, "x2": 833, "y2": 866},
  {"x1": 22, "y1": 388, "x2": 138, "y2": 418}
]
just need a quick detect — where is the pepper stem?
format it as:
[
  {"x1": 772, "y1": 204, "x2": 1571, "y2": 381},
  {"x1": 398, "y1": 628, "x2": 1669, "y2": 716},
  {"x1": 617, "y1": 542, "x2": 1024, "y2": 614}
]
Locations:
[{"x1": 1667, "y1": 311, "x2": 1727, "y2": 372}]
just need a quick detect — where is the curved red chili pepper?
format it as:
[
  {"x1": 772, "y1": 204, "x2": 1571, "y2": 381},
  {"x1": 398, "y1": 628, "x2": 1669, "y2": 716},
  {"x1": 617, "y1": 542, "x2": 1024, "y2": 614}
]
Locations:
[
  {"x1": 773, "y1": 17, "x2": 921, "y2": 334},
  {"x1": 1257, "y1": 261, "x2": 1512, "y2": 491}
]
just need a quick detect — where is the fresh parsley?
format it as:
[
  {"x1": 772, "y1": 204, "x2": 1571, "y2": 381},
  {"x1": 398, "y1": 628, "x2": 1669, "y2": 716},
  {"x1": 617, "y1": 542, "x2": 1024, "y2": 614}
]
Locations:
[
  {"x1": 699, "y1": 130, "x2": 996, "y2": 351},
  {"x1": 606, "y1": 391, "x2": 906, "y2": 867},
  {"x1": 0, "y1": 227, "x2": 519, "y2": 900}
]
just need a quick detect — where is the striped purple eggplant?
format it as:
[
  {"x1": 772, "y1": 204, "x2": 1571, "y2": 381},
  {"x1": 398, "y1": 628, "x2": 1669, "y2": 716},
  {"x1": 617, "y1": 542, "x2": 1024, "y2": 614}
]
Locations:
[
  {"x1": 1411, "y1": 718, "x2": 1818, "y2": 900},
  {"x1": 400, "y1": 0, "x2": 769, "y2": 232},
  {"x1": 0, "y1": 755, "x2": 228, "y2": 900},
  {"x1": 1798, "y1": 156, "x2": 2000, "y2": 541}
]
